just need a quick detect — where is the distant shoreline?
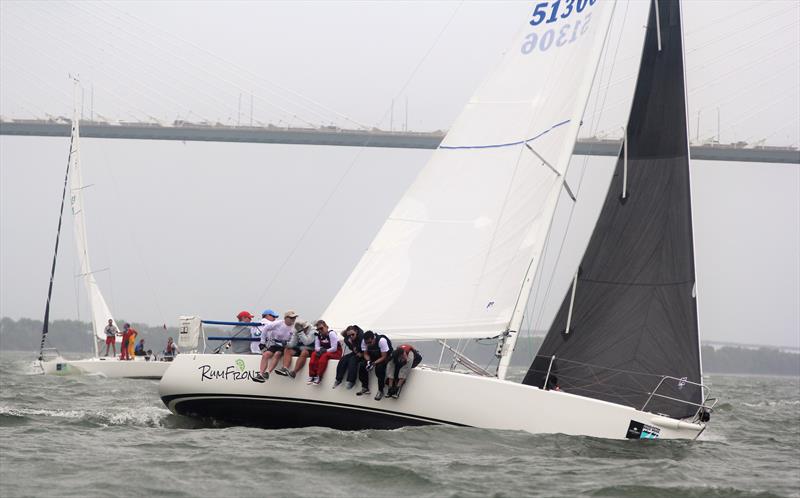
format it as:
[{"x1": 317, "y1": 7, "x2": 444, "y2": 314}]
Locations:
[{"x1": 2, "y1": 317, "x2": 798, "y2": 377}]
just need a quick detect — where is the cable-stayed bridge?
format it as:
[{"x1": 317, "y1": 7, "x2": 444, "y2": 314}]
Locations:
[
  {"x1": 2, "y1": 119, "x2": 797, "y2": 164},
  {"x1": 2, "y1": 1, "x2": 798, "y2": 167}
]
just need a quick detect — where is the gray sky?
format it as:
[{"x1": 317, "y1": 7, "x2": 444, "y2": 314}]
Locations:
[
  {"x1": 1, "y1": 1, "x2": 798, "y2": 143},
  {"x1": 1, "y1": 1, "x2": 798, "y2": 348}
]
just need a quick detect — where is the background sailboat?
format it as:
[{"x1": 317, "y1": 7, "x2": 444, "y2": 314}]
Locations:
[
  {"x1": 36, "y1": 83, "x2": 175, "y2": 379},
  {"x1": 159, "y1": 0, "x2": 715, "y2": 439}
]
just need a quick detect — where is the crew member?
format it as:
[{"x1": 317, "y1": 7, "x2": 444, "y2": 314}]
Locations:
[
  {"x1": 385, "y1": 344, "x2": 422, "y2": 398},
  {"x1": 333, "y1": 325, "x2": 363, "y2": 390},
  {"x1": 307, "y1": 320, "x2": 341, "y2": 385},
  {"x1": 120, "y1": 323, "x2": 135, "y2": 361},
  {"x1": 254, "y1": 309, "x2": 279, "y2": 354},
  {"x1": 253, "y1": 310, "x2": 297, "y2": 382},
  {"x1": 357, "y1": 330, "x2": 392, "y2": 400},
  {"x1": 275, "y1": 319, "x2": 315, "y2": 378},
  {"x1": 103, "y1": 319, "x2": 119, "y2": 357},
  {"x1": 134, "y1": 338, "x2": 148, "y2": 356},
  {"x1": 230, "y1": 311, "x2": 254, "y2": 354},
  {"x1": 126, "y1": 326, "x2": 137, "y2": 360},
  {"x1": 163, "y1": 336, "x2": 179, "y2": 360}
]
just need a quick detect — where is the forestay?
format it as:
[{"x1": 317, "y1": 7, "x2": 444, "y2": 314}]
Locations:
[
  {"x1": 325, "y1": 1, "x2": 618, "y2": 339},
  {"x1": 69, "y1": 118, "x2": 118, "y2": 346}
]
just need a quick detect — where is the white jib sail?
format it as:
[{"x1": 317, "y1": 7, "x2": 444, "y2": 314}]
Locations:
[
  {"x1": 325, "y1": 1, "x2": 618, "y2": 340},
  {"x1": 69, "y1": 118, "x2": 118, "y2": 348}
]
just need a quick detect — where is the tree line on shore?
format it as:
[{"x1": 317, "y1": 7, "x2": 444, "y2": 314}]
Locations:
[
  {"x1": 1, "y1": 317, "x2": 797, "y2": 376},
  {"x1": 0, "y1": 317, "x2": 178, "y2": 356}
]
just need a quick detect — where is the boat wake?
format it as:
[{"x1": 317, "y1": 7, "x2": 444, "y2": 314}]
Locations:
[{"x1": 0, "y1": 404, "x2": 173, "y2": 428}]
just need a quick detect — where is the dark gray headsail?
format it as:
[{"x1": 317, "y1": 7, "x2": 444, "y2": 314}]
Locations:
[{"x1": 522, "y1": 0, "x2": 703, "y2": 419}]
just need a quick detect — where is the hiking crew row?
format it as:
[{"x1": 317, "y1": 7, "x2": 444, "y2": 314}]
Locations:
[{"x1": 244, "y1": 310, "x2": 421, "y2": 401}]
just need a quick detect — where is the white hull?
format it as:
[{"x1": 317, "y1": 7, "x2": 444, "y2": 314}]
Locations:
[
  {"x1": 159, "y1": 354, "x2": 706, "y2": 440},
  {"x1": 40, "y1": 356, "x2": 171, "y2": 379}
]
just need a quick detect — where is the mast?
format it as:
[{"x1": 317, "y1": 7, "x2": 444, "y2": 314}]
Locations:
[
  {"x1": 678, "y1": 0, "x2": 704, "y2": 380},
  {"x1": 69, "y1": 109, "x2": 99, "y2": 358},
  {"x1": 38, "y1": 79, "x2": 79, "y2": 361},
  {"x1": 497, "y1": 0, "x2": 621, "y2": 380}
]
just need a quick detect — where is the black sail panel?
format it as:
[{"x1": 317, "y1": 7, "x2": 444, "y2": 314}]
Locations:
[{"x1": 522, "y1": 0, "x2": 702, "y2": 419}]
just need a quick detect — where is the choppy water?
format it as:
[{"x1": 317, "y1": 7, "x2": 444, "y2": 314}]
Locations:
[{"x1": 1, "y1": 351, "x2": 798, "y2": 498}]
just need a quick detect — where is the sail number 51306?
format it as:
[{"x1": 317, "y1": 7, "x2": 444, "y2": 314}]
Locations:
[
  {"x1": 529, "y1": 0, "x2": 597, "y2": 26},
  {"x1": 521, "y1": 13, "x2": 591, "y2": 54}
]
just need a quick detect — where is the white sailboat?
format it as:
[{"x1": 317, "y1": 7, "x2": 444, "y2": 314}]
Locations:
[
  {"x1": 36, "y1": 85, "x2": 175, "y2": 379},
  {"x1": 160, "y1": 0, "x2": 716, "y2": 439}
]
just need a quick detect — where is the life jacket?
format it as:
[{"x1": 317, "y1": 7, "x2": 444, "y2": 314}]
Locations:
[
  {"x1": 121, "y1": 330, "x2": 133, "y2": 345},
  {"x1": 318, "y1": 331, "x2": 332, "y2": 350},
  {"x1": 396, "y1": 343, "x2": 422, "y2": 367},
  {"x1": 318, "y1": 331, "x2": 342, "y2": 352},
  {"x1": 366, "y1": 334, "x2": 393, "y2": 358},
  {"x1": 344, "y1": 331, "x2": 363, "y2": 353}
]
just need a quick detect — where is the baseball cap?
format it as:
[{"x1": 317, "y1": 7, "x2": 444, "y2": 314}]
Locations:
[
  {"x1": 261, "y1": 309, "x2": 279, "y2": 317},
  {"x1": 284, "y1": 310, "x2": 298, "y2": 319},
  {"x1": 237, "y1": 310, "x2": 254, "y2": 320}
]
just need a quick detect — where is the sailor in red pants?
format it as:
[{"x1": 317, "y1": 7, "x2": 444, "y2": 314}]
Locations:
[
  {"x1": 307, "y1": 320, "x2": 341, "y2": 385},
  {"x1": 119, "y1": 323, "x2": 134, "y2": 360}
]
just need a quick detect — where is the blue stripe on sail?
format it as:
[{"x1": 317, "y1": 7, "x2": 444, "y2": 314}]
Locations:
[{"x1": 438, "y1": 119, "x2": 571, "y2": 150}]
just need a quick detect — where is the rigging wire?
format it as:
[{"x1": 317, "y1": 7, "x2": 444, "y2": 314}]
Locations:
[
  {"x1": 1, "y1": 18, "x2": 159, "y2": 123},
  {"x1": 96, "y1": 0, "x2": 368, "y2": 130},
  {"x1": 744, "y1": 116, "x2": 800, "y2": 146},
  {"x1": 10, "y1": 2, "x2": 221, "y2": 125},
  {"x1": 252, "y1": 0, "x2": 465, "y2": 306},
  {"x1": 580, "y1": 30, "x2": 799, "y2": 135},
  {"x1": 685, "y1": 3, "x2": 798, "y2": 55},
  {"x1": 697, "y1": 85, "x2": 800, "y2": 143},
  {"x1": 684, "y1": 0, "x2": 772, "y2": 37},
  {"x1": 95, "y1": 140, "x2": 169, "y2": 329},
  {"x1": 69, "y1": 0, "x2": 319, "y2": 128},
  {"x1": 688, "y1": 43, "x2": 797, "y2": 95}
]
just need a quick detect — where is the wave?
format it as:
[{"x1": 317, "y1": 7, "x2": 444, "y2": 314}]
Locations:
[
  {"x1": 0, "y1": 405, "x2": 172, "y2": 428},
  {"x1": 589, "y1": 484, "x2": 785, "y2": 497},
  {"x1": 742, "y1": 399, "x2": 800, "y2": 408}
]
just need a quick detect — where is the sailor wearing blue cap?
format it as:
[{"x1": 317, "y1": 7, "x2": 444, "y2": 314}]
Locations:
[{"x1": 253, "y1": 309, "x2": 280, "y2": 354}]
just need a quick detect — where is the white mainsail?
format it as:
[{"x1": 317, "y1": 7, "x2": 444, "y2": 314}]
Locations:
[
  {"x1": 325, "y1": 1, "x2": 621, "y2": 339},
  {"x1": 68, "y1": 118, "x2": 118, "y2": 350}
]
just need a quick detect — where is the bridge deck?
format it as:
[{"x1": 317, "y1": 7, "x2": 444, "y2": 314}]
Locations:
[{"x1": 1, "y1": 120, "x2": 797, "y2": 164}]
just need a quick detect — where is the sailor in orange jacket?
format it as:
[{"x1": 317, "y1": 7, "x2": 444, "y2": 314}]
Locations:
[{"x1": 120, "y1": 323, "x2": 136, "y2": 360}]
